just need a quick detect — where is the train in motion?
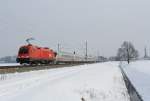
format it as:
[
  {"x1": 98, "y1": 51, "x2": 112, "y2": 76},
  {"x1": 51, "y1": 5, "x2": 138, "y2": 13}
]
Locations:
[
  {"x1": 16, "y1": 44, "x2": 98, "y2": 65},
  {"x1": 16, "y1": 44, "x2": 57, "y2": 64}
]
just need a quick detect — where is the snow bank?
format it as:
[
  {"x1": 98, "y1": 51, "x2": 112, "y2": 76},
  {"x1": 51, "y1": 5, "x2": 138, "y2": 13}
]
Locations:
[
  {"x1": 0, "y1": 62, "x2": 129, "y2": 101},
  {"x1": 0, "y1": 63, "x2": 20, "y2": 66},
  {"x1": 123, "y1": 60, "x2": 150, "y2": 101}
]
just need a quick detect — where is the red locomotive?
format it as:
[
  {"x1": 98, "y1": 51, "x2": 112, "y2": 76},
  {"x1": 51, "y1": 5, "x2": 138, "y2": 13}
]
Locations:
[{"x1": 16, "y1": 44, "x2": 57, "y2": 64}]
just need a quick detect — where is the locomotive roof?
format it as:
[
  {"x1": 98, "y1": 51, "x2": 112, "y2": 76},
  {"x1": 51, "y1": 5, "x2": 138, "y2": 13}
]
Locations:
[{"x1": 21, "y1": 44, "x2": 51, "y2": 50}]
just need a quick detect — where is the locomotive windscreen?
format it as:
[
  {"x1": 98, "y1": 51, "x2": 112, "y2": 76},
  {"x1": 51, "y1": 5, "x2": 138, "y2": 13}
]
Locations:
[{"x1": 19, "y1": 47, "x2": 28, "y2": 54}]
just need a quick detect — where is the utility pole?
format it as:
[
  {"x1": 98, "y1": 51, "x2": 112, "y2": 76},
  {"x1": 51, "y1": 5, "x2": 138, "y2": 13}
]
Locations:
[
  {"x1": 97, "y1": 50, "x2": 100, "y2": 62},
  {"x1": 57, "y1": 43, "x2": 60, "y2": 55},
  {"x1": 144, "y1": 47, "x2": 148, "y2": 58},
  {"x1": 127, "y1": 42, "x2": 130, "y2": 64},
  {"x1": 73, "y1": 51, "x2": 76, "y2": 62},
  {"x1": 85, "y1": 41, "x2": 88, "y2": 60}
]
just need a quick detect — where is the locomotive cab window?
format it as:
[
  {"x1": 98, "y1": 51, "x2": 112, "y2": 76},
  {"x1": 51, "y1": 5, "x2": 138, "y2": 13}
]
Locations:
[{"x1": 19, "y1": 47, "x2": 28, "y2": 54}]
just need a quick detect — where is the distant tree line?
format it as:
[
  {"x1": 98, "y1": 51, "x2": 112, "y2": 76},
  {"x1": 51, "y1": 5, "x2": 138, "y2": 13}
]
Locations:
[{"x1": 0, "y1": 56, "x2": 17, "y2": 63}]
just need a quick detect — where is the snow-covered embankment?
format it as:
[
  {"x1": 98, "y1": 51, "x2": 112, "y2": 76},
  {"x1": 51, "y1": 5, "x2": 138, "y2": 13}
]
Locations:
[
  {"x1": 123, "y1": 60, "x2": 150, "y2": 101},
  {"x1": 0, "y1": 62, "x2": 130, "y2": 101}
]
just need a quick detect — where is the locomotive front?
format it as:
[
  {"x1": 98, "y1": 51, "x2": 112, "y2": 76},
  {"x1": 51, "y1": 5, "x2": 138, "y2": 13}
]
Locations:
[
  {"x1": 16, "y1": 45, "x2": 30, "y2": 64},
  {"x1": 16, "y1": 44, "x2": 57, "y2": 65}
]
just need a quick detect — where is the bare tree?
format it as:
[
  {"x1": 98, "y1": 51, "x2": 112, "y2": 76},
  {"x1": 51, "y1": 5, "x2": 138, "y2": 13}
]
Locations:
[{"x1": 117, "y1": 41, "x2": 139, "y2": 64}]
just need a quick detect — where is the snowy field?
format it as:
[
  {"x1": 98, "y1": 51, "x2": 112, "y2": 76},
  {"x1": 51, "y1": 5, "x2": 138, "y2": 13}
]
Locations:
[
  {"x1": 0, "y1": 63, "x2": 20, "y2": 66},
  {"x1": 122, "y1": 60, "x2": 150, "y2": 101},
  {"x1": 0, "y1": 62, "x2": 130, "y2": 101}
]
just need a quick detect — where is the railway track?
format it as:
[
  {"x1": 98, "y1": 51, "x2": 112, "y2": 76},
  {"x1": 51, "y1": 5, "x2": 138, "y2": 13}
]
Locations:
[
  {"x1": 0, "y1": 63, "x2": 84, "y2": 74},
  {"x1": 0, "y1": 60, "x2": 98, "y2": 73}
]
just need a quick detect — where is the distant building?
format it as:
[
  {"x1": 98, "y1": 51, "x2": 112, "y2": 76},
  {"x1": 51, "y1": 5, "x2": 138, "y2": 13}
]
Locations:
[
  {"x1": 143, "y1": 47, "x2": 150, "y2": 60},
  {"x1": 109, "y1": 56, "x2": 120, "y2": 61},
  {"x1": 97, "y1": 56, "x2": 107, "y2": 62}
]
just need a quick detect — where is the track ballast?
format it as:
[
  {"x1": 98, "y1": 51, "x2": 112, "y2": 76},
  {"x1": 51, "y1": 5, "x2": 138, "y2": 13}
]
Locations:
[{"x1": 0, "y1": 62, "x2": 92, "y2": 74}]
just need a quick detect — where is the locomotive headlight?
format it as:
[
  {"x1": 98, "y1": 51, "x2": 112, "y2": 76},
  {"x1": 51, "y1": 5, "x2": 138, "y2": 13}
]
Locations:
[{"x1": 49, "y1": 54, "x2": 52, "y2": 57}]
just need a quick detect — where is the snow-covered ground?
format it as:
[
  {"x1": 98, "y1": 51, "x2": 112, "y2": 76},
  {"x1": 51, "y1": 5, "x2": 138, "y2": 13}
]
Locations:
[
  {"x1": 0, "y1": 63, "x2": 20, "y2": 66},
  {"x1": 0, "y1": 62, "x2": 130, "y2": 101},
  {"x1": 122, "y1": 60, "x2": 150, "y2": 101}
]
